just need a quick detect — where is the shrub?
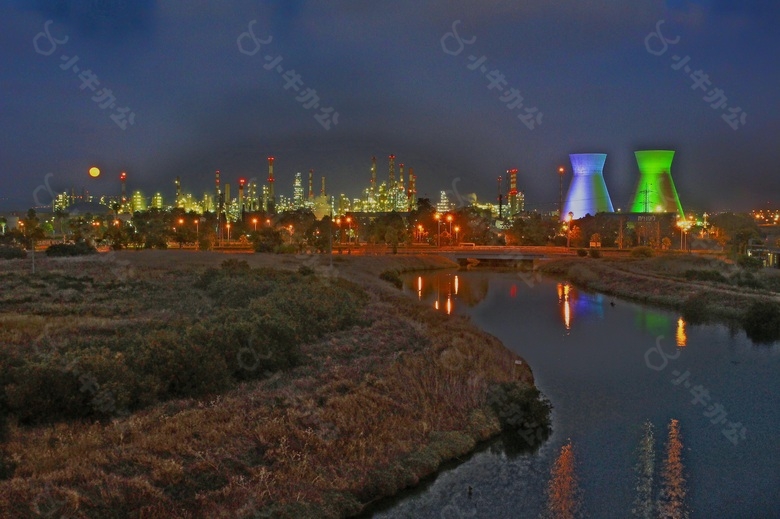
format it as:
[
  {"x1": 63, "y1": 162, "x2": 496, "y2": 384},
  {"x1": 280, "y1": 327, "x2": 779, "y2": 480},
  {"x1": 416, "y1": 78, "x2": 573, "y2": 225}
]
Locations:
[
  {"x1": 379, "y1": 269, "x2": 402, "y2": 289},
  {"x1": 45, "y1": 242, "x2": 97, "y2": 257},
  {"x1": 742, "y1": 301, "x2": 780, "y2": 344},
  {"x1": 681, "y1": 292, "x2": 715, "y2": 325},
  {"x1": 0, "y1": 246, "x2": 26, "y2": 260},
  {"x1": 221, "y1": 259, "x2": 250, "y2": 272},
  {"x1": 486, "y1": 382, "x2": 552, "y2": 451},
  {"x1": 576, "y1": 248, "x2": 588, "y2": 257},
  {"x1": 588, "y1": 249, "x2": 601, "y2": 259},
  {"x1": 737, "y1": 255, "x2": 763, "y2": 272},
  {"x1": 253, "y1": 228, "x2": 283, "y2": 253},
  {"x1": 630, "y1": 246, "x2": 654, "y2": 258},
  {"x1": 684, "y1": 269, "x2": 728, "y2": 283},
  {"x1": 298, "y1": 264, "x2": 315, "y2": 276},
  {"x1": 730, "y1": 271, "x2": 764, "y2": 290},
  {"x1": 274, "y1": 243, "x2": 297, "y2": 254}
]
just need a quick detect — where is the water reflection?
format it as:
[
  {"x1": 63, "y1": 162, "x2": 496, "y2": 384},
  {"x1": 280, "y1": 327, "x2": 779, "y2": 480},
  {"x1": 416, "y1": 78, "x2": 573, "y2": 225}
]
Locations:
[
  {"x1": 544, "y1": 440, "x2": 583, "y2": 519},
  {"x1": 676, "y1": 317, "x2": 687, "y2": 347},
  {"x1": 407, "y1": 272, "x2": 489, "y2": 314},
  {"x1": 387, "y1": 271, "x2": 779, "y2": 518},
  {"x1": 658, "y1": 419, "x2": 689, "y2": 517}
]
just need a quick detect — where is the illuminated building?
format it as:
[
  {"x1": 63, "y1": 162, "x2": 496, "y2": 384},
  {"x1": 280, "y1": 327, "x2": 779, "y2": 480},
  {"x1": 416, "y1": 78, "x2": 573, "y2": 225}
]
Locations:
[
  {"x1": 630, "y1": 150, "x2": 684, "y2": 217},
  {"x1": 437, "y1": 190, "x2": 453, "y2": 213},
  {"x1": 132, "y1": 191, "x2": 147, "y2": 212},
  {"x1": 293, "y1": 172, "x2": 304, "y2": 208},
  {"x1": 561, "y1": 153, "x2": 614, "y2": 220},
  {"x1": 151, "y1": 192, "x2": 163, "y2": 209}
]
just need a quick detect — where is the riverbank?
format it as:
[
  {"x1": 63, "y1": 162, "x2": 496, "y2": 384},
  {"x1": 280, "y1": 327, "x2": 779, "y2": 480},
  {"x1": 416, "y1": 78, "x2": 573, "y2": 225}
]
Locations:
[
  {"x1": 539, "y1": 253, "x2": 780, "y2": 330},
  {"x1": 0, "y1": 251, "x2": 539, "y2": 518}
]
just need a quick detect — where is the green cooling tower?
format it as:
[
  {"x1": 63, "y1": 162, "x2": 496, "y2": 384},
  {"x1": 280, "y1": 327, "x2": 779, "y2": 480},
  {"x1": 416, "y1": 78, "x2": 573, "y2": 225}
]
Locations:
[{"x1": 629, "y1": 150, "x2": 684, "y2": 217}]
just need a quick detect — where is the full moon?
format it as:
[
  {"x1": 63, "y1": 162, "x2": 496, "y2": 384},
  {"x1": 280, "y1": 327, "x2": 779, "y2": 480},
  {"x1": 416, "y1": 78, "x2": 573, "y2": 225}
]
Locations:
[{"x1": 88, "y1": 167, "x2": 101, "y2": 178}]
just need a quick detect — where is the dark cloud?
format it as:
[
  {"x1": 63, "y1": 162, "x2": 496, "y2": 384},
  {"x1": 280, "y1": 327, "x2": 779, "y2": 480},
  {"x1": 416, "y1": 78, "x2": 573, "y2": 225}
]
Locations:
[{"x1": 1, "y1": 1, "x2": 778, "y2": 212}]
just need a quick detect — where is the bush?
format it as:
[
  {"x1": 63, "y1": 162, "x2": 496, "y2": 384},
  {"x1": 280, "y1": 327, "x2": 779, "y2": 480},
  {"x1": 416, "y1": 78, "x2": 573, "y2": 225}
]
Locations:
[
  {"x1": 576, "y1": 248, "x2": 588, "y2": 257},
  {"x1": 379, "y1": 269, "x2": 402, "y2": 289},
  {"x1": 588, "y1": 248, "x2": 601, "y2": 259},
  {"x1": 742, "y1": 301, "x2": 780, "y2": 344},
  {"x1": 486, "y1": 382, "x2": 552, "y2": 451},
  {"x1": 681, "y1": 292, "x2": 715, "y2": 325},
  {"x1": 274, "y1": 243, "x2": 297, "y2": 254},
  {"x1": 630, "y1": 246, "x2": 654, "y2": 258},
  {"x1": 730, "y1": 271, "x2": 764, "y2": 290},
  {"x1": 253, "y1": 228, "x2": 283, "y2": 253},
  {"x1": 737, "y1": 255, "x2": 763, "y2": 272},
  {"x1": 0, "y1": 246, "x2": 26, "y2": 260},
  {"x1": 684, "y1": 269, "x2": 728, "y2": 283},
  {"x1": 45, "y1": 242, "x2": 97, "y2": 257}
]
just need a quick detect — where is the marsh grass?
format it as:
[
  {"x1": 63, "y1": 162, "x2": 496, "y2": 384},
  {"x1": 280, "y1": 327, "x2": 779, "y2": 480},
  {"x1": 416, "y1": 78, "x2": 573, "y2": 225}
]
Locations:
[{"x1": 0, "y1": 252, "x2": 537, "y2": 518}]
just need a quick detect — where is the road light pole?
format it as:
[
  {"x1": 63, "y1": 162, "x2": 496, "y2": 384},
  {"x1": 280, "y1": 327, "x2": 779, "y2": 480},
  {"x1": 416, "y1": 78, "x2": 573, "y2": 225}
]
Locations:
[
  {"x1": 195, "y1": 219, "x2": 199, "y2": 249},
  {"x1": 566, "y1": 211, "x2": 573, "y2": 249},
  {"x1": 558, "y1": 166, "x2": 565, "y2": 217}
]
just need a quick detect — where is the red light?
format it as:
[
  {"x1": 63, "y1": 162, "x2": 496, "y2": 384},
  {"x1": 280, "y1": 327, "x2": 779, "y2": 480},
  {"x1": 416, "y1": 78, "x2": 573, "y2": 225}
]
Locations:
[
  {"x1": 120, "y1": 172, "x2": 127, "y2": 180},
  {"x1": 239, "y1": 178, "x2": 246, "y2": 186}
]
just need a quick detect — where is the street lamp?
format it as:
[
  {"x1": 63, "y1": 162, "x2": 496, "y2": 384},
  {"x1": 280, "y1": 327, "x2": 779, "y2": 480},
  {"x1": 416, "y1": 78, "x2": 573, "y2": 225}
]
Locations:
[
  {"x1": 454, "y1": 225, "x2": 460, "y2": 244},
  {"x1": 194, "y1": 218, "x2": 200, "y2": 249},
  {"x1": 252, "y1": 217, "x2": 258, "y2": 231},
  {"x1": 558, "y1": 166, "x2": 565, "y2": 216},
  {"x1": 566, "y1": 211, "x2": 574, "y2": 249},
  {"x1": 417, "y1": 224, "x2": 423, "y2": 243},
  {"x1": 346, "y1": 216, "x2": 352, "y2": 245},
  {"x1": 446, "y1": 214, "x2": 453, "y2": 236},
  {"x1": 226, "y1": 223, "x2": 231, "y2": 243},
  {"x1": 434, "y1": 213, "x2": 442, "y2": 247}
]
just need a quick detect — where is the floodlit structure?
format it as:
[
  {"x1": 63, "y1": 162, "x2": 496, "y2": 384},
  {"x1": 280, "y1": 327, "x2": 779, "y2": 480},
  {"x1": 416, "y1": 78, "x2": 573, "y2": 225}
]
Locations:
[
  {"x1": 630, "y1": 150, "x2": 683, "y2": 217},
  {"x1": 561, "y1": 153, "x2": 614, "y2": 220}
]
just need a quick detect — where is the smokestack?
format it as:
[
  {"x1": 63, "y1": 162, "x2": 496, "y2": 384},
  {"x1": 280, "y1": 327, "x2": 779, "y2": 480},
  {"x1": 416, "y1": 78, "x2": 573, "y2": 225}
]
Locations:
[
  {"x1": 388, "y1": 155, "x2": 396, "y2": 210},
  {"x1": 267, "y1": 156, "x2": 275, "y2": 213},
  {"x1": 408, "y1": 167, "x2": 416, "y2": 211},
  {"x1": 508, "y1": 168, "x2": 518, "y2": 216},
  {"x1": 497, "y1": 176, "x2": 503, "y2": 219},
  {"x1": 175, "y1": 176, "x2": 182, "y2": 207},
  {"x1": 120, "y1": 171, "x2": 127, "y2": 205},
  {"x1": 321, "y1": 176, "x2": 326, "y2": 197},
  {"x1": 308, "y1": 169, "x2": 314, "y2": 200},
  {"x1": 215, "y1": 170, "x2": 221, "y2": 214},
  {"x1": 562, "y1": 154, "x2": 614, "y2": 220},
  {"x1": 371, "y1": 156, "x2": 377, "y2": 197},
  {"x1": 238, "y1": 177, "x2": 245, "y2": 213}
]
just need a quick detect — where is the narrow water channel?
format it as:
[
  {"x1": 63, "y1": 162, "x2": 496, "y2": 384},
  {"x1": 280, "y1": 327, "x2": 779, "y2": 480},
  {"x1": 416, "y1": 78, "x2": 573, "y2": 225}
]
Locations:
[{"x1": 368, "y1": 271, "x2": 780, "y2": 518}]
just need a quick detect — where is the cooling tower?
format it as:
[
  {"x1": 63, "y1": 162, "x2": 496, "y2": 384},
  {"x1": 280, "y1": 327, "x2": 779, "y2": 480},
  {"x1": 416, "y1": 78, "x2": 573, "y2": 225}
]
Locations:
[
  {"x1": 561, "y1": 153, "x2": 614, "y2": 220},
  {"x1": 629, "y1": 150, "x2": 683, "y2": 217}
]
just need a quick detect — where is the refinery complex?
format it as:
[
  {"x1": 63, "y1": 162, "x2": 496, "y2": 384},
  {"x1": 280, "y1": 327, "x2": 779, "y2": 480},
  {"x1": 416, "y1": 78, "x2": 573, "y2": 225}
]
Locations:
[{"x1": 43, "y1": 149, "x2": 687, "y2": 224}]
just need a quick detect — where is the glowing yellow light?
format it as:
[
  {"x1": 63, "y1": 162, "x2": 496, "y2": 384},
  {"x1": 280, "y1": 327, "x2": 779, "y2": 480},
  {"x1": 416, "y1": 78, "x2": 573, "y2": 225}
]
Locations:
[
  {"x1": 454, "y1": 275, "x2": 459, "y2": 295},
  {"x1": 434, "y1": 300, "x2": 439, "y2": 310},
  {"x1": 564, "y1": 299, "x2": 571, "y2": 330},
  {"x1": 557, "y1": 283, "x2": 563, "y2": 301},
  {"x1": 446, "y1": 295, "x2": 452, "y2": 315},
  {"x1": 88, "y1": 167, "x2": 101, "y2": 178},
  {"x1": 676, "y1": 317, "x2": 687, "y2": 347}
]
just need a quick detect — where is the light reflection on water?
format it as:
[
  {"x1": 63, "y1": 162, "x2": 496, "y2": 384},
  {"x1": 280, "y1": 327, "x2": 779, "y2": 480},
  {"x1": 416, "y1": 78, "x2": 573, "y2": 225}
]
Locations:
[{"x1": 372, "y1": 271, "x2": 780, "y2": 518}]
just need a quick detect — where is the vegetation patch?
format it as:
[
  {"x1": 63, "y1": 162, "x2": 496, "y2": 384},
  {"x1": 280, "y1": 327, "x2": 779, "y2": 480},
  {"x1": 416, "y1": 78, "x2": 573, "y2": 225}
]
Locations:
[
  {"x1": 379, "y1": 269, "x2": 403, "y2": 289},
  {"x1": 741, "y1": 301, "x2": 780, "y2": 344},
  {"x1": 0, "y1": 246, "x2": 26, "y2": 260},
  {"x1": 45, "y1": 242, "x2": 97, "y2": 257}
]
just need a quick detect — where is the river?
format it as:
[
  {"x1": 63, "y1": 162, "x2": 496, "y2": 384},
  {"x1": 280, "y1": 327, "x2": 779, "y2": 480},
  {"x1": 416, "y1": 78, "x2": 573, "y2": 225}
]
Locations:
[{"x1": 367, "y1": 270, "x2": 780, "y2": 518}]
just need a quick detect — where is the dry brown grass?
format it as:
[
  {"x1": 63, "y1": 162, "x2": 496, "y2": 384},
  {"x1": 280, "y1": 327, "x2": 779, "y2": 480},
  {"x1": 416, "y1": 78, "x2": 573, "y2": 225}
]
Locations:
[{"x1": 0, "y1": 251, "x2": 531, "y2": 518}]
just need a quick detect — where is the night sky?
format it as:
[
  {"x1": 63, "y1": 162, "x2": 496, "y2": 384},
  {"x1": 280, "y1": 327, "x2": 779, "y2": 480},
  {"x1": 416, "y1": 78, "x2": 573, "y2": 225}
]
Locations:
[{"x1": 1, "y1": 0, "x2": 778, "y2": 213}]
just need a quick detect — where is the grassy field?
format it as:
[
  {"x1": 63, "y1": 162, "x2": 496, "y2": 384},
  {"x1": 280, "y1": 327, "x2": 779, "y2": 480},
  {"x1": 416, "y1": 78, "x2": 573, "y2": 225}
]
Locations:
[
  {"x1": 0, "y1": 251, "x2": 543, "y2": 518},
  {"x1": 539, "y1": 253, "x2": 780, "y2": 340}
]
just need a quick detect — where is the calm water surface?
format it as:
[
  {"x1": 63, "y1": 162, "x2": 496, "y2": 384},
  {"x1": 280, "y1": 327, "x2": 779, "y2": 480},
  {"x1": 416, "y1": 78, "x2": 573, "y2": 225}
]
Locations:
[{"x1": 369, "y1": 271, "x2": 780, "y2": 519}]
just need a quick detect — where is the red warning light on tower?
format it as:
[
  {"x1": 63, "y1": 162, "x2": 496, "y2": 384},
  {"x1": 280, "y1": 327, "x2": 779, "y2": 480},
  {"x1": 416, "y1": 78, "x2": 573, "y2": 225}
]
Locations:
[
  {"x1": 120, "y1": 171, "x2": 127, "y2": 181},
  {"x1": 239, "y1": 178, "x2": 246, "y2": 187}
]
